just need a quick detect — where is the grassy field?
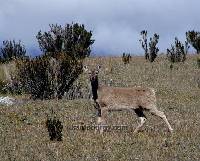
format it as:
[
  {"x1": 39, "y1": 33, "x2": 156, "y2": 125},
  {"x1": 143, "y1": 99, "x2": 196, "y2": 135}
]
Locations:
[{"x1": 0, "y1": 55, "x2": 200, "y2": 161}]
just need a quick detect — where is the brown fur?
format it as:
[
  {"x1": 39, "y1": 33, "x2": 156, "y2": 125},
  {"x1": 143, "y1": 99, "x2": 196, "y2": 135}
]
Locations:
[{"x1": 98, "y1": 86, "x2": 156, "y2": 109}]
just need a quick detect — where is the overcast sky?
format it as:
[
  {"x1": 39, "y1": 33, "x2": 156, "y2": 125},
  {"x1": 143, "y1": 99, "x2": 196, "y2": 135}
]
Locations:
[{"x1": 0, "y1": 0, "x2": 199, "y2": 56}]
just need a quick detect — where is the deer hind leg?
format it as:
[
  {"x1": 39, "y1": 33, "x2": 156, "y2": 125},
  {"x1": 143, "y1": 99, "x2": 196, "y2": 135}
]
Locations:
[
  {"x1": 133, "y1": 107, "x2": 147, "y2": 133},
  {"x1": 150, "y1": 108, "x2": 173, "y2": 133}
]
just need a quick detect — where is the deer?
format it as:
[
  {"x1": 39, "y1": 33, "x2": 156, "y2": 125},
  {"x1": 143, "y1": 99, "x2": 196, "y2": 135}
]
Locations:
[{"x1": 83, "y1": 65, "x2": 173, "y2": 134}]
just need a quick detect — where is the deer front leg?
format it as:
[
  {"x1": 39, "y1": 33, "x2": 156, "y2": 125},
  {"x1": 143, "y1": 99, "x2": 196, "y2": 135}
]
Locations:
[{"x1": 134, "y1": 117, "x2": 147, "y2": 133}]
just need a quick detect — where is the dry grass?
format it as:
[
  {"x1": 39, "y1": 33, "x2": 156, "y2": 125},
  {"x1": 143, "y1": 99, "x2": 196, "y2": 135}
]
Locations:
[{"x1": 1, "y1": 55, "x2": 200, "y2": 161}]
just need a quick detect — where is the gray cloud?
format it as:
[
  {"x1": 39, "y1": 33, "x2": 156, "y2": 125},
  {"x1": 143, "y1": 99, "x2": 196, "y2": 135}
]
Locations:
[{"x1": 0, "y1": 0, "x2": 199, "y2": 56}]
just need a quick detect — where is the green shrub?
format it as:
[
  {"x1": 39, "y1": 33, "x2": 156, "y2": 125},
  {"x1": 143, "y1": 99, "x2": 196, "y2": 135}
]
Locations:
[
  {"x1": 36, "y1": 23, "x2": 94, "y2": 59},
  {"x1": 16, "y1": 53, "x2": 83, "y2": 99},
  {"x1": 186, "y1": 30, "x2": 200, "y2": 54},
  {"x1": 15, "y1": 23, "x2": 94, "y2": 100},
  {"x1": 139, "y1": 30, "x2": 159, "y2": 62},
  {"x1": 167, "y1": 37, "x2": 189, "y2": 63}
]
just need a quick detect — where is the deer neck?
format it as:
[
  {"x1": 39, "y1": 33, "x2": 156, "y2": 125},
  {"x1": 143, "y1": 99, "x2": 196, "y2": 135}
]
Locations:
[{"x1": 90, "y1": 77, "x2": 99, "y2": 101}]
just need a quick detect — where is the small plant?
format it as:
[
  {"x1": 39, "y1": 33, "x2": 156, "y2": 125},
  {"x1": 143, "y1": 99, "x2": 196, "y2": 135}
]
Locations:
[
  {"x1": 46, "y1": 117, "x2": 63, "y2": 141},
  {"x1": 139, "y1": 30, "x2": 159, "y2": 62},
  {"x1": 167, "y1": 37, "x2": 189, "y2": 63},
  {"x1": 122, "y1": 53, "x2": 131, "y2": 64},
  {"x1": 36, "y1": 23, "x2": 94, "y2": 59},
  {"x1": 197, "y1": 57, "x2": 200, "y2": 68},
  {"x1": 186, "y1": 30, "x2": 200, "y2": 54},
  {"x1": 0, "y1": 40, "x2": 26, "y2": 63}
]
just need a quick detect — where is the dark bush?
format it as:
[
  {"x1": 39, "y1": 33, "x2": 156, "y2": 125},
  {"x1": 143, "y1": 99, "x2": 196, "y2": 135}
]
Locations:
[
  {"x1": 0, "y1": 40, "x2": 26, "y2": 63},
  {"x1": 167, "y1": 37, "x2": 189, "y2": 63},
  {"x1": 16, "y1": 53, "x2": 83, "y2": 99},
  {"x1": 186, "y1": 30, "x2": 200, "y2": 54},
  {"x1": 16, "y1": 23, "x2": 94, "y2": 100},
  {"x1": 139, "y1": 30, "x2": 159, "y2": 62},
  {"x1": 36, "y1": 23, "x2": 94, "y2": 59},
  {"x1": 46, "y1": 117, "x2": 63, "y2": 141}
]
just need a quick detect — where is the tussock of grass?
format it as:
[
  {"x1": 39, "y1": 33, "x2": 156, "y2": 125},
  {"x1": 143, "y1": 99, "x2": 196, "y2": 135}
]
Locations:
[{"x1": 1, "y1": 55, "x2": 200, "y2": 160}]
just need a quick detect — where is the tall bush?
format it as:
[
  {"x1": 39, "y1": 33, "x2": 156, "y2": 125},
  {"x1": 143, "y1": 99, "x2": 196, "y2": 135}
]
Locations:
[
  {"x1": 167, "y1": 37, "x2": 189, "y2": 63},
  {"x1": 139, "y1": 30, "x2": 159, "y2": 62},
  {"x1": 17, "y1": 23, "x2": 94, "y2": 99},
  {"x1": 36, "y1": 23, "x2": 94, "y2": 59}
]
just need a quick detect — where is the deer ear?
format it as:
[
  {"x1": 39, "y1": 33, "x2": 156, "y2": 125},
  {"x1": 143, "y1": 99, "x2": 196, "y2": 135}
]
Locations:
[{"x1": 83, "y1": 65, "x2": 88, "y2": 72}]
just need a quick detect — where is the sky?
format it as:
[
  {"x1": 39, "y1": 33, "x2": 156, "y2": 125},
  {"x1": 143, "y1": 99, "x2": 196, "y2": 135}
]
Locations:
[{"x1": 0, "y1": 0, "x2": 199, "y2": 56}]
